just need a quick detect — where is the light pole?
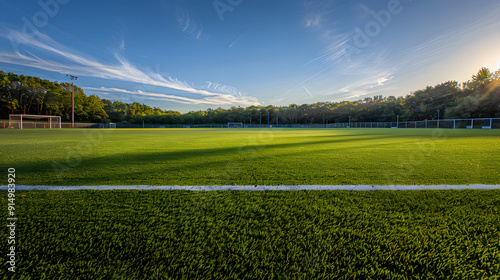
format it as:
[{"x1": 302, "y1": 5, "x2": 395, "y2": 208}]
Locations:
[
  {"x1": 437, "y1": 110, "x2": 440, "y2": 128},
  {"x1": 67, "y1": 75, "x2": 78, "y2": 126},
  {"x1": 397, "y1": 115, "x2": 399, "y2": 128},
  {"x1": 348, "y1": 116, "x2": 351, "y2": 128}
]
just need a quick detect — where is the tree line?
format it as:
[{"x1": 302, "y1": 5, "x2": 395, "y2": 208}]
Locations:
[
  {"x1": 1, "y1": 68, "x2": 498, "y2": 124},
  {"x1": 0, "y1": 71, "x2": 179, "y2": 122}
]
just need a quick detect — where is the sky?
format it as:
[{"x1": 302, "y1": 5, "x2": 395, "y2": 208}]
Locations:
[{"x1": 0, "y1": 0, "x2": 499, "y2": 113}]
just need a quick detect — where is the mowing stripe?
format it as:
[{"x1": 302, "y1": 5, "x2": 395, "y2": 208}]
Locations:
[{"x1": 1, "y1": 185, "x2": 500, "y2": 191}]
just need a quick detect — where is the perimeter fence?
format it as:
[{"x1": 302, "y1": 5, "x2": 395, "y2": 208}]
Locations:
[
  {"x1": 1, "y1": 118, "x2": 498, "y2": 129},
  {"x1": 244, "y1": 118, "x2": 500, "y2": 129}
]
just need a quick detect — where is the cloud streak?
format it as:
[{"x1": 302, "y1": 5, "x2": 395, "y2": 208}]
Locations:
[
  {"x1": 228, "y1": 33, "x2": 244, "y2": 48},
  {"x1": 303, "y1": 86, "x2": 314, "y2": 99},
  {"x1": 204, "y1": 81, "x2": 243, "y2": 97},
  {"x1": 0, "y1": 29, "x2": 258, "y2": 106},
  {"x1": 330, "y1": 73, "x2": 394, "y2": 99},
  {"x1": 84, "y1": 86, "x2": 259, "y2": 106},
  {"x1": 176, "y1": 6, "x2": 205, "y2": 40}
]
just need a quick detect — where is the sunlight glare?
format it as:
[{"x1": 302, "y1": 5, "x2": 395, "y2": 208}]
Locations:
[{"x1": 493, "y1": 56, "x2": 500, "y2": 71}]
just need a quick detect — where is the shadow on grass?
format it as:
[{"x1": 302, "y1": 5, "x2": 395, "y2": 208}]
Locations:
[{"x1": 13, "y1": 134, "x2": 409, "y2": 185}]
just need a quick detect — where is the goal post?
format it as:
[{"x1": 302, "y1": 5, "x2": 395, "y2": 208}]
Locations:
[
  {"x1": 9, "y1": 114, "x2": 61, "y2": 129},
  {"x1": 105, "y1": 123, "x2": 116, "y2": 129},
  {"x1": 227, "y1": 122, "x2": 243, "y2": 128}
]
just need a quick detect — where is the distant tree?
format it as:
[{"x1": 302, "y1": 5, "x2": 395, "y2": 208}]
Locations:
[
  {"x1": 492, "y1": 69, "x2": 500, "y2": 81},
  {"x1": 472, "y1": 67, "x2": 493, "y2": 85}
]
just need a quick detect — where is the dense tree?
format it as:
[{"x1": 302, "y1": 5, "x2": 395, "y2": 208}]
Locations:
[{"x1": 0, "y1": 71, "x2": 109, "y2": 122}]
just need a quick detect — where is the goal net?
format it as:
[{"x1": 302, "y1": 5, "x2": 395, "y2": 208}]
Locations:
[
  {"x1": 105, "y1": 123, "x2": 116, "y2": 129},
  {"x1": 9, "y1": 114, "x2": 61, "y2": 129},
  {"x1": 227, "y1": 122, "x2": 243, "y2": 128}
]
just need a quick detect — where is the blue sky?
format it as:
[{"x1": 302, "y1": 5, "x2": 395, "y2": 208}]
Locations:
[{"x1": 1, "y1": 0, "x2": 499, "y2": 113}]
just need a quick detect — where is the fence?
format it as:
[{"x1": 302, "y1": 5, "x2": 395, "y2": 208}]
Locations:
[
  {"x1": 1, "y1": 118, "x2": 499, "y2": 129},
  {"x1": 323, "y1": 118, "x2": 500, "y2": 129},
  {"x1": 246, "y1": 118, "x2": 500, "y2": 129},
  {"x1": 0, "y1": 120, "x2": 103, "y2": 129},
  {"x1": 116, "y1": 123, "x2": 227, "y2": 128}
]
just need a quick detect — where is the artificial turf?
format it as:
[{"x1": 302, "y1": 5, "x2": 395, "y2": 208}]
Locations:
[
  {"x1": 1, "y1": 189, "x2": 499, "y2": 279},
  {"x1": 0, "y1": 128, "x2": 499, "y2": 186}
]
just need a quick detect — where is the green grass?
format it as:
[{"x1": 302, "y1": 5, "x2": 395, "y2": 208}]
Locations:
[
  {"x1": 1, "y1": 128, "x2": 499, "y2": 185},
  {"x1": 1, "y1": 189, "x2": 499, "y2": 279}
]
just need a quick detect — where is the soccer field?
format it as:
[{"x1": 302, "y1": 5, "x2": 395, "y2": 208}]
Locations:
[
  {"x1": 1, "y1": 128, "x2": 498, "y2": 186},
  {"x1": 2, "y1": 128, "x2": 500, "y2": 279}
]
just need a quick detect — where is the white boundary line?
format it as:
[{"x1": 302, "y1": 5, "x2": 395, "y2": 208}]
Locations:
[{"x1": 1, "y1": 185, "x2": 499, "y2": 191}]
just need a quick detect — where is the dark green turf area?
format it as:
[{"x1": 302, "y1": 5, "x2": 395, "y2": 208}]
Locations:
[
  {"x1": 1, "y1": 189, "x2": 499, "y2": 279},
  {"x1": 0, "y1": 128, "x2": 498, "y2": 186}
]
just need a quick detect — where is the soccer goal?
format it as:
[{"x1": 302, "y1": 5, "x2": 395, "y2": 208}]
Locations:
[
  {"x1": 227, "y1": 122, "x2": 243, "y2": 128},
  {"x1": 9, "y1": 114, "x2": 61, "y2": 129}
]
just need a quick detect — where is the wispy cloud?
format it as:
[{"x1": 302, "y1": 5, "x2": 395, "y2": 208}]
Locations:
[
  {"x1": 0, "y1": 29, "x2": 258, "y2": 106},
  {"x1": 280, "y1": 0, "x2": 395, "y2": 102},
  {"x1": 119, "y1": 38, "x2": 125, "y2": 51},
  {"x1": 281, "y1": 30, "x2": 393, "y2": 102},
  {"x1": 351, "y1": 74, "x2": 393, "y2": 90},
  {"x1": 304, "y1": 13, "x2": 321, "y2": 28},
  {"x1": 308, "y1": 33, "x2": 355, "y2": 69},
  {"x1": 330, "y1": 73, "x2": 393, "y2": 99},
  {"x1": 176, "y1": 6, "x2": 205, "y2": 40},
  {"x1": 204, "y1": 82, "x2": 243, "y2": 97},
  {"x1": 84, "y1": 86, "x2": 259, "y2": 106},
  {"x1": 375, "y1": 76, "x2": 393, "y2": 87},
  {"x1": 302, "y1": 0, "x2": 339, "y2": 30}
]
